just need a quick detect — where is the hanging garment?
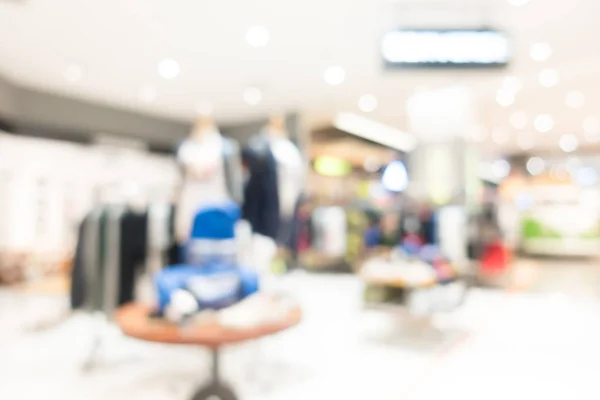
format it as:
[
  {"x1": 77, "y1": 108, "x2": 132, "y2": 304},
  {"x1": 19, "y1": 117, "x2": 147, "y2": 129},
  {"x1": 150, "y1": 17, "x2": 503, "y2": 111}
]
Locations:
[
  {"x1": 286, "y1": 194, "x2": 307, "y2": 259},
  {"x1": 242, "y1": 135, "x2": 280, "y2": 240},
  {"x1": 364, "y1": 226, "x2": 382, "y2": 249},
  {"x1": 296, "y1": 205, "x2": 312, "y2": 254},
  {"x1": 270, "y1": 138, "x2": 304, "y2": 246},
  {"x1": 270, "y1": 138, "x2": 303, "y2": 217},
  {"x1": 419, "y1": 209, "x2": 437, "y2": 245},
  {"x1": 70, "y1": 208, "x2": 106, "y2": 310},
  {"x1": 71, "y1": 206, "x2": 149, "y2": 312},
  {"x1": 102, "y1": 206, "x2": 126, "y2": 315},
  {"x1": 118, "y1": 210, "x2": 148, "y2": 306},
  {"x1": 221, "y1": 139, "x2": 245, "y2": 205},
  {"x1": 480, "y1": 240, "x2": 508, "y2": 275},
  {"x1": 147, "y1": 204, "x2": 175, "y2": 274},
  {"x1": 312, "y1": 207, "x2": 347, "y2": 256}
]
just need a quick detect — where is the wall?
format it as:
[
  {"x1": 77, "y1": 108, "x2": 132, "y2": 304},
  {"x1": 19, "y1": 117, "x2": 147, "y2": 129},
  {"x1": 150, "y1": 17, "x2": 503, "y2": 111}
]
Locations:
[{"x1": 0, "y1": 75, "x2": 304, "y2": 152}]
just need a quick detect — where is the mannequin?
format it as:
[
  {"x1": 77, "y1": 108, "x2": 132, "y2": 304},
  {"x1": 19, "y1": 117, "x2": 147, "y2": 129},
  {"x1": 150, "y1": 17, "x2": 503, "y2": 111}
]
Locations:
[
  {"x1": 175, "y1": 115, "x2": 243, "y2": 244},
  {"x1": 266, "y1": 115, "x2": 305, "y2": 246}
]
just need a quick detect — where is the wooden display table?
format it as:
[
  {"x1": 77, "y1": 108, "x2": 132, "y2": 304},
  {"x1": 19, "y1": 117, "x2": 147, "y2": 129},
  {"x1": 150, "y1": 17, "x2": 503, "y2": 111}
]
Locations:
[
  {"x1": 360, "y1": 273, "x2": 440, "y2": 289},
  {"x1": 115, "y1": 302, "x2": 302, "y2": 400}
]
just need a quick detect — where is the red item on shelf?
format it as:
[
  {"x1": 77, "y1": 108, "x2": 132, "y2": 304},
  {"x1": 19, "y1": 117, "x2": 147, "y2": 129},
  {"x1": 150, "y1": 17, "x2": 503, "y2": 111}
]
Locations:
[{"x1": 480, "y1": 241, "x2": 508, "y2": 275}]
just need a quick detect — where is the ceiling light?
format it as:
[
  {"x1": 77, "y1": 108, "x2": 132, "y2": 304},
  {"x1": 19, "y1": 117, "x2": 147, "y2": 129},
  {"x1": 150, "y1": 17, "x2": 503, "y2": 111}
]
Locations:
[
  {"x1": 583, "y1": 116, "x2": 600, "y2": 142},
  {"x1": 496, "y1": 89, "x2": 514, "y2": 107},
  {"x1": 534, "y1": 114, "x2": 554, "y2": 133},
  {"x1": 333, "y1": 112, "x2": 417, "y2": 152},
  {"x1": 517, "y1": 135, "x2": 535, "y2": 150},
  {"x1": 245, "y1": 26, "x2": 270, "y2": 47},
  {"x1": 503, "y1": 76, "x2": 522, "y2": 93},
  {"x1": 138, "y1": 86, "x2": 157, "y2": 103},
  {"x1": 538, "y1": 69, "x2": 559, "y2": 88},
  {"x1": 492, "y1": 159, "x2": 511, "y2": 179},
  {"x1": 530, "y1": 42, "x2": 552, "y2": 62},
  {"x1": 324, "y1": 66, "x2": 346, "y2": 86},
  {"x1": 492, "y1": 127, "x2": 510, "y2": 144},
  {"x1": 158, "y1": 59, "x2": 180, "y2": 79},
  {"x1": 510, "y1": 111, "x2": 528, "y2": 130},
  {"x1": 243, "y1": 87, "x2": 262, "y2": 105},
  {"x1": 565, "y1": 91, "x2": 585, "y2": 109},
  {"x1": 64, "y1": 64, "x2": 82, "y2": 83},
  {"x1": 358, "y1": 94, "x2": 378, "y2": 113},
  {"x1": 509, "y1": 0, "x2": 529, "y2": 6},
  {"x1": 559, "y1": 134, "x2": 579, "y2": 153},
  {"x1": 526, "y1": 157, "x2": 545, "y2": 176},
  {"x1": 195, "y1": 100, "x2": 213, "y2": 116}
]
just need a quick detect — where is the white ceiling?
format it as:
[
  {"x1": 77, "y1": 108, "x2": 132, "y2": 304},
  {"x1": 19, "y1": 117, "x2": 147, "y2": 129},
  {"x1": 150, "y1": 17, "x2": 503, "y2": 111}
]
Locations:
[{"x1": 1, "y1": 0, "x2": 599, "y2": 153}]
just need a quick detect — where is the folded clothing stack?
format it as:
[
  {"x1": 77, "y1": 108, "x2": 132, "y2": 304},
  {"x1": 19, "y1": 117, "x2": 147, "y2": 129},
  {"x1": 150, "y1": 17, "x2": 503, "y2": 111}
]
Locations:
[{"x1": 156, "y1": 202, "x2": 260, "y2": 323}]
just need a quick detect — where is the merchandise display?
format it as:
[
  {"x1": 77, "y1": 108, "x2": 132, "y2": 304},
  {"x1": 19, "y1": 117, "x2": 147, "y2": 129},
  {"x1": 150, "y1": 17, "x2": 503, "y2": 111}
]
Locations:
[
  {"x1": 156, "y1": 202, "x2": 260, "y2": 321},
  {"x1": 70, "y1": 203, "x2": 176, "y2": 312},
  {"x1": 520, "y1": 183, "x2": 600, "y2": 256},
  {"x1": 5, "y1": 1, "x2": 600, "y2": 397},
  {"x1": 117, "y1": 196, "x2": 300, "y2": 400},
  {"x1": 175, "y1": 117, "x2": 244, "y2": 244},
  {"x1": 115, "y1": 297, "x2": 301, "y2": 400},
  {"x1": 361, "y1": 245, "x2": 467, "y2": 315},
  {"x1": 0, "y1": 132, "x2": 179, "y2": 286}
]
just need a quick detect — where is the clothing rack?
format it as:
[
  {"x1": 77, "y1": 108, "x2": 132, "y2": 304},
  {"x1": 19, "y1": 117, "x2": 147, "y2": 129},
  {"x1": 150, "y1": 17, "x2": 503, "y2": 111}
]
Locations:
[{"x1": 70, "y1": 203, "x2": 175, "y2": 371}]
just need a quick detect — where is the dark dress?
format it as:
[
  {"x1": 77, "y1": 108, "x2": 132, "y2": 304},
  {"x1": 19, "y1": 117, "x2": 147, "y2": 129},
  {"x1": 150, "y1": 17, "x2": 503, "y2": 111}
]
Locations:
[{"x1": 241, "y1": 135, "x2": 280, "y2": 240}]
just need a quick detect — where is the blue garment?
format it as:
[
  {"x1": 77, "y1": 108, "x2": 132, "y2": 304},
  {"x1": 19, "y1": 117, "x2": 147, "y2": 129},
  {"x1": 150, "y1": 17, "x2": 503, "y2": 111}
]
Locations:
[
  {"x1": 189, "y1": 201, "x2": 240, "y2": 240},
  {"x1": 364, "y1": 227, "x2": 382, "y2": 249},
  {"x1": 242, "y1": 135, "x2": 280, "y2": 240},
  {"x1": 185, "y1": 202, "x2": 240, "y2": 266},
  {"x1": 155, "y1": 263, "x2": 259, "y2": 311}
]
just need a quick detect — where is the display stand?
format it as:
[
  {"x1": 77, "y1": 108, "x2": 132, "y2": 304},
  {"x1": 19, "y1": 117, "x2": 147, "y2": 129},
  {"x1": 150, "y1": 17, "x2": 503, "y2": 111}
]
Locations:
[
  {"x1": 115, "y1": 303, "x2": 301, "y2": 400},
  {"x1": 82, "y1": 313, "x2": 110, "y2": 372},
  {"x1": 360, "y1": 266, "x2": 469, "y2": 315}
]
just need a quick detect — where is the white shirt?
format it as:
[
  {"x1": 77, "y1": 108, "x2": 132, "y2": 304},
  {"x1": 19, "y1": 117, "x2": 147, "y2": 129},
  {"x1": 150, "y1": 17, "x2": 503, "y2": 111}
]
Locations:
[{"x1": 176, "y1": 131, "x2": 229, "y2": 242}]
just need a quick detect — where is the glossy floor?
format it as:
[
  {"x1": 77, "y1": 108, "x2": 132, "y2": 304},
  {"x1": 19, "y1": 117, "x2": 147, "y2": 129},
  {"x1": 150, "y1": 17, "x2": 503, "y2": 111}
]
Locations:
[{"x1": 1, "y1": 263, "x2": 599, "y2": 400}]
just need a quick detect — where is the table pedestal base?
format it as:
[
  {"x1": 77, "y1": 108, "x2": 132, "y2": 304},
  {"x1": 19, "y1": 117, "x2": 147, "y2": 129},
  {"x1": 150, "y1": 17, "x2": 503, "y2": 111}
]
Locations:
[
  {"x1": 191, "y1": 382, "x2": 237, "y2": 400},
  {"x1": 191, "y1": 348, "x2": 238, "y2": 400}
]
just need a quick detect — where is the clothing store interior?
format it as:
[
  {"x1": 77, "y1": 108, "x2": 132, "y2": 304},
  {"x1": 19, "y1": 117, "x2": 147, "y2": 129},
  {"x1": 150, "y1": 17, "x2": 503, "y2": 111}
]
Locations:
[{"x1": 1, "y1": 0, "x2": 599, "y2": 399}]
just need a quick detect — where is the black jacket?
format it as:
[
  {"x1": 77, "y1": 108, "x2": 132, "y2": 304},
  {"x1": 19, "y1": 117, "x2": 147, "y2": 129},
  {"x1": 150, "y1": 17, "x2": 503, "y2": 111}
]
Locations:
[{"x1": 242, "y1": 135, "x2": 280, "y2": 239}]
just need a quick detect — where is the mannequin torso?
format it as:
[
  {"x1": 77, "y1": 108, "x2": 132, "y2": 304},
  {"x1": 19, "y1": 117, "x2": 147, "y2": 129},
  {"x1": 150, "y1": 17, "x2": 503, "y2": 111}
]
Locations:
[{"x1": 176, "y1": 129, "x2": 229, "y2": 243}]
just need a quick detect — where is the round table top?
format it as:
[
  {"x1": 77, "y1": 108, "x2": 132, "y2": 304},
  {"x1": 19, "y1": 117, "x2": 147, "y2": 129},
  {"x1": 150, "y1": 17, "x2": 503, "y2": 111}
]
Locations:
[
  {"x1": 115, "y1": 302, "x2": 302, "y2": 348},
  {"x1": 360, "y1": 272, "x2": 461, "y2": 289}
]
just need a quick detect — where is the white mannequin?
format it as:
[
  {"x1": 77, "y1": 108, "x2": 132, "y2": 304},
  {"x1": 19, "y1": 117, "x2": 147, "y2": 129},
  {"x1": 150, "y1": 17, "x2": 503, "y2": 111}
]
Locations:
[
  {"x1": 175, "y1": 116, "x2": 229, "y2": 243},
  {"x1": 266, "y1": 115, "x2": 305, "y2": 218}
]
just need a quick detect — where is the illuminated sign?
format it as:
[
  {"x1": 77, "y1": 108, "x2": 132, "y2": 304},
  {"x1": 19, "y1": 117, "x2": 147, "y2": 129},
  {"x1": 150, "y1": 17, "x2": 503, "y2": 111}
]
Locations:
[
  {"x1": 314, "y1": 156, "x2": 352, "y2": 177},
  {"x1": 382, "y1": 29, "x2": 511, "y2": 68}
]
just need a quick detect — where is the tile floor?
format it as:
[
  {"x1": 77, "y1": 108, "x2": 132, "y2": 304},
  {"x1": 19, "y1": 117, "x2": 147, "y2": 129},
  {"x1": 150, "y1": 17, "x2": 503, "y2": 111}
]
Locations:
[{"x1": 1, "y1": 264, "x2": 599, "y2": 400}]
